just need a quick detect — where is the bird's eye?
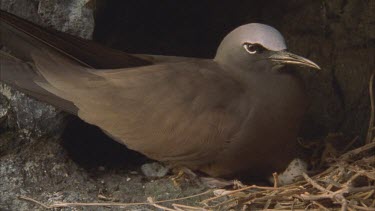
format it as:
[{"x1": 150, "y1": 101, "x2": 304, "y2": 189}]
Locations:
[{"x1": 243, "y1": 43, "x2": 264, "y2": 54}]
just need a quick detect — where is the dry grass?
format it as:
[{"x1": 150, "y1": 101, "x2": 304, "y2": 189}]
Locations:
[
  {"x1": 19, "y1": 75, "x2": 375, "y2": 210},
  {"x1": 200, "y1": 142, "x2": 375, "y2": 210}
]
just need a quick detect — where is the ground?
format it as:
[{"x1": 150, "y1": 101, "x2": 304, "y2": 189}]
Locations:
[{"x1": 0, "y1": 117, "x2": 209, "y2": 210}]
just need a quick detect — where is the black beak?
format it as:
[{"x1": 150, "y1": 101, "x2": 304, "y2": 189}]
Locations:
[{"x1": 269, "y1": 51, "x2": 321, "y2": 70}]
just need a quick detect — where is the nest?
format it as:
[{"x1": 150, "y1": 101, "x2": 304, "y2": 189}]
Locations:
[
  {"x1": 19, "y1": 75, "x2": 375, "y2": 210},
  {"x1": 200, "y1": 142, "x2": 375, "y2": 210}
]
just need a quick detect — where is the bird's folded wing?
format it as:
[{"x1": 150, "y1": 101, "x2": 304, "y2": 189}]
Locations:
[
  {"x1": 31, "y1": 48, "x2": 247, "y2": 164},
  {"x1": 0, "y1": 10, "x2": 248, "y2": 164}
]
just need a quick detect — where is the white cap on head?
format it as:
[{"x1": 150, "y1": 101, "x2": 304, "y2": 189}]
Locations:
[
  {"x1": 219, "y1": 23, "x2": 286, "y2": 52},
  {"x1": 215, "y1": 23, "x2": 287, "y2": 68}
]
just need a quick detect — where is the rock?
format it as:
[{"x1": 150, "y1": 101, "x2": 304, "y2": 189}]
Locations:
[
  {"x1": 0, "y1": 83, "x2": 66, "y2": 139},
  {"x1": 0, "y1": 90, "x2": 9, "y2": 126},
  {"x1": 0, "y1": 0, "x2": 94, "y2": 39},
  {"x1": 141, "y1": 162, "x2": 169, "y2": 178},
  {"x1": 259, "y1": 0, "x2": 374, "y2": 139},
  {"x1": 0, "y1": 131, "x2": 207, "y2": 210}
]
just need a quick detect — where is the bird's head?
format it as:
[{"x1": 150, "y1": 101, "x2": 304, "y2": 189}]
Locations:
[{"x1": 214, "y1": 23, "x2": 320, "y2": 73}]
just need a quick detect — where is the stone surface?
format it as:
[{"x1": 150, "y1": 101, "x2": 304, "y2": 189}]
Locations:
[
  {"x1": 0, "y1": 0, "x2": 94, "y2": 39},
  {"x1": 269, "y1": 0, "x2": 374, "y2": 139},
  {"x1": 0, "y1": 131, "x2": 207, "y2": 210},
  {"x1": 141, "y1": 162, "x2": 170, "y2": 178},
  {"x1": 0, "y1": 84, "x2": 65, "y2": 139}
]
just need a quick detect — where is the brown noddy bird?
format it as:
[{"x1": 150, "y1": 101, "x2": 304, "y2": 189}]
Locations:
[{"x1": 0, "y1": 11, "x2": 320, "y2": 179}]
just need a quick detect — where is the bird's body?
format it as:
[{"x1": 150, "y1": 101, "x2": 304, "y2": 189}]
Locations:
[{"x1": 0, "y1": 11, "x2": 319, "y2": 179}]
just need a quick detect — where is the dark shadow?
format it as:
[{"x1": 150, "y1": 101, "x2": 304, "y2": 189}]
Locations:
[
  {"x1": 93, "y1": 0, "x2": 287, "y2": 58},
  {"x1": 61, "y1": 115, "x2": 149, "y2": 171}
]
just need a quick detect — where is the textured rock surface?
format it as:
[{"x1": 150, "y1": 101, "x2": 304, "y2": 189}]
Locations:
[
  {"x1": 0, "y1": 129, "x2": 206, "y2": 210},
  {"x1": 0, "y1": 0, "x2": 94, "y2": 39},
  {"x1": 0, "y1": 84, "x2": 65, "y2": 139},
  {"x1": 271, "y1": 0, "x2": 374, "y2": 138}
]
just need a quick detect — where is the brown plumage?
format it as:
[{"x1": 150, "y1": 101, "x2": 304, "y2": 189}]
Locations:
[{"x1": 0, "y1": 11, "x2": 320, "y2": 179}]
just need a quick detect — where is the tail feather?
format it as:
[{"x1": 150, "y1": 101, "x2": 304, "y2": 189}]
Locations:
[
  {"x1": 0, "y1": 50, "x2": 78, "y2": 114},
  {"x1": 0, "y1": 10, "x2": 152, "y2": 69}
]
